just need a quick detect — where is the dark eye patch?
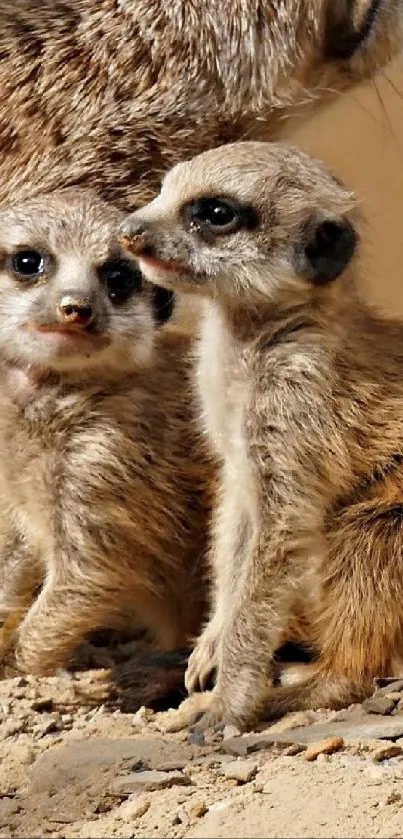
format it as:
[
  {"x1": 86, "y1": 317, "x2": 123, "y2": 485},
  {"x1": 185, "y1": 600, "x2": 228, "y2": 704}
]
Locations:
[
  {"x1": 152, "y1": 286, "x2": 175, "y2": 325},
  {"x1": 99, "y1": 258, "x2": 143, "y2": 304},
  {"x1": 181, "y1": 195, "x2": 258, "y2": 238},
  {"x1": 327, "y1": 0, "x2": 384, "y2": 60}
]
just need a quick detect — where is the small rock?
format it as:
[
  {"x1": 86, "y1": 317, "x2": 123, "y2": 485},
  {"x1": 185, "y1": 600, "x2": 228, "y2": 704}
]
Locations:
[
  {"x1": 0, "y1": 797, "x2": 21, "y2": 820},
  {"x1": 374, "y1": 679, "x2": 403, "y2": 694},
  {"x1": 362, "y1": 695, "x2": 397, "y2": 716},
  {"x1": 222, "y1": 716, "x2": 403, "y2": 756},
  {"x1": 188, "y1": 729, "x2": 205, "y2": 746},
  {"x1": 223, "y1": 725, "x2": 242, "y2": 740},
  {"x1": 33, "y1": 713, "x2": 62, "y2": 739},
  {"x1": 283, "y1": 743, "x2": 305, "y2": 756},
  {"x1": 132, "y1": 706, "x2": 154, "y2": 726},
  {"x1": 304, "y1": 737, "x2": 344, "y2": 762},
  {"x1": 13, "y1": 677, "x2": 27, "y2": 688},
  {"x1": 209, "y1": 800, "x2": 231, "y2": 813},
  {"x1": 189, "y1": 801, "x2": 208, "y2": 819},
  {"x1": 94, "y1": 795, "x2": 123, "y2": 815},
  {"x1": 30, "y1": 737, "x2": 193, "y2": 794},
  {"x1": 112, "y1": 769, "x2": 191, "y2": 794},
  {"x1": 316, "y1": 753, "x2": 329, "y2": 765},
  {"x1": 221, "y1": 759, "x2": 257, "y2": 784},
  {"x1": 372, "y1": 743, "x2": 403, "y2": 763},
  {"x1": 119, "y1": 795, "x2": 150, "y2": 821},
  {"x1": 131, "y1": 760, "x2": 149, "y2": 772},
  {"x1": 0, "y1": 719, "x2": 26, "y2": 739}
]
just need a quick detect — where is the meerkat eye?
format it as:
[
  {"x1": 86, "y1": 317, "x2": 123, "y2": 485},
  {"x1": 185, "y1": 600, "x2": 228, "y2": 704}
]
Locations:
[
  {"x1": 99, "y1": 258, "x2": 143, "y2": 304},
  {"x1": 182, "y1": 197, "x2": 257, "y2": 236},
  {"x1": 11, "y1": 249, "x2": 45, "y2": 280}
]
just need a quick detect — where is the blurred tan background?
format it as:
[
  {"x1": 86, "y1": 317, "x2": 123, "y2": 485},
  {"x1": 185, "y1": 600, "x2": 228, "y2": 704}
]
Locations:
[{"x1": 289, "y1": 58, "x2": 403, "y2": 317}]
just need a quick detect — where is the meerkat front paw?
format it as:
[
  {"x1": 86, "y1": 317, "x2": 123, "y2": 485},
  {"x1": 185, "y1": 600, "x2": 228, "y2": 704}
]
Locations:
[
  {"x1": 185, "y1": 626, "x2": 219, "y2": 693},
  {"x1": 156, "y1": 691, "x2": 216, "y2": 732}
]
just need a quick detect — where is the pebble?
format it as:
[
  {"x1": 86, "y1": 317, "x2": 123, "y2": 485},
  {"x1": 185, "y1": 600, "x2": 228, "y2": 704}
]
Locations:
[
  {"x1": 131, "y1": 707, "x2": 154, "y2": 726},
  {"x1": 0, "y1": 719, "x2": 26, "y2": 738},
  {"x1": 362, "y1": 695, "x2": 398, "y2": 716},
  {"x1": 33, "y1": 713, "x2": 62, "y2": 739},
  {"x1": 221, "y1": 759, "x2": 257, "y2": 783},
  {"x1": 375, "y1": 679, "x2": 403, "y2": 694},
  {"x1": 112, "y1": 769, "x2": 191, "y2": 794},
  {"x1": 304, "y1": 736, "x2": 344, "y2": 762},
  {"x1": 372, "y1": 743, "x2": 403, "y2": 763},
  {"x1": 188, "y1": 801, "x2": 208, "y2": 819},
  {"x1": 118, "y1": 795, "x2": 150, "y2": 821},
  {"x1": 188, "y1": 729, "x2": 205, "y2": 746},
  {"x1": 209, "y1": 799, "x2": 232, "y2": 813},
  {"x1": 222, "y1": 725, "x2": 242, "y2": 739},
  {"x1": 283, "y1": 743, "x2": 305, "y2": 756}
]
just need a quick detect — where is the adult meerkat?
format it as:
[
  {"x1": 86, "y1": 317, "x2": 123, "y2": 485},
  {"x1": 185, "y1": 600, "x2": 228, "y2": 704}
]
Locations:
[
  {"x1": 120, "y1": 140, "x2": 403, "y2": 729},
  {"x1": 0, "y1": 1, "x2": 400, "y2": 212},
  {"x1": 0, "y1": 189, "x2": 212, "y2": 677}
]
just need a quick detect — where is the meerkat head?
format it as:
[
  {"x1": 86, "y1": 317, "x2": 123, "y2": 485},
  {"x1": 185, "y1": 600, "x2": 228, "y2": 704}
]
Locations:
[
  {"x1": 0, "y1": 190, "x2": 174, "y2": 378},
  {"x1": 308, "y1": 0, "x2": 403, "y2": 95},
  {"x1": 260, "y1": 0, "x2": 403, "y2": 114},
  {"x1": 118, "y1": 142, "x2": 358, "y2": 313}
]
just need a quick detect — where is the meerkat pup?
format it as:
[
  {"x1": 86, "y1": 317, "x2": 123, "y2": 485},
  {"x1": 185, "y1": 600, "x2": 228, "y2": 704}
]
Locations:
[
  {"x1": 0, "y1": 189, "x2": 213, "y2": 677},
  {"x1": 120, "y1": 140, "x2": 403, "y2": 729}
]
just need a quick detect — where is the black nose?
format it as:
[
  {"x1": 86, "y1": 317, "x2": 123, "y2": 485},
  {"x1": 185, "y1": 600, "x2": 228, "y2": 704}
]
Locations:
[
  {"x1": 57, "y1": 293, "x2": 94, "y2": 327},
  {"x1": 118, "y1": 218, "x2": 150, "y2": 256}
]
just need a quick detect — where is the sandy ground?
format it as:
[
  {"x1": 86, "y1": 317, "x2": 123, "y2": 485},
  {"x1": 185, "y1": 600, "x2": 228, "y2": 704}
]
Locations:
[{"x1": 1, "y1": 658, "x2": 403, "y2": 839}]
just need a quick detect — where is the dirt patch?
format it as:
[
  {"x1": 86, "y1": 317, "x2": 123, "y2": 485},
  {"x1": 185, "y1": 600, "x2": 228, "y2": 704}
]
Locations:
[{"x1": 1, "y1": 670, "x2": 403, "y2": 837}]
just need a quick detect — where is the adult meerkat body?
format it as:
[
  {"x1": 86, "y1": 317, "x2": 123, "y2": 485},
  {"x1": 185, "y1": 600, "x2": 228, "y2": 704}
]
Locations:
[
  {"x1": 121, "y1": 141, "x2": 403, "y2": 728},
  {"x1": 0, "y1": 190, "x2": 211, "y2": 676},
  {"x1": 0, "y1": 1, "x2": 401, "y2": 209}
]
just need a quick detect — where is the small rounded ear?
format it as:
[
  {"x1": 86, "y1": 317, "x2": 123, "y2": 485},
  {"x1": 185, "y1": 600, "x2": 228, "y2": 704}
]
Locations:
[
  {"x1": 152, "y1": 286, "x2": 175, "y2": 325},
  {"x1": 293, "y1": 217, "x2": 358, "y2": 286}
]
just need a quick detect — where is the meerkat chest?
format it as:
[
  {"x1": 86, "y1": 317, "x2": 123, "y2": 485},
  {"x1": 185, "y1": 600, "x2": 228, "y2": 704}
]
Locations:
[{"x1": 198, "y1": 304, "x2": 252, "y2": 463}]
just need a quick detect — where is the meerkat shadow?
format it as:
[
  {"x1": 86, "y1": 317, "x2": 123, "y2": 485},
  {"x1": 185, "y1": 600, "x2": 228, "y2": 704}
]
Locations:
[{"x1": 106, "y1": 640, "x2": 317, "y2": 714}]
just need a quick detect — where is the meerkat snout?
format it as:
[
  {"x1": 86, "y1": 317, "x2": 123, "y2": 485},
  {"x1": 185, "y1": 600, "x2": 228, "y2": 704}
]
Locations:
[
  {"x1": 57, "y1": 293, "x2": 95, "y2": 327},
  {"x1": 120, "y1": 142, "x2": 359, "y2": 308}
]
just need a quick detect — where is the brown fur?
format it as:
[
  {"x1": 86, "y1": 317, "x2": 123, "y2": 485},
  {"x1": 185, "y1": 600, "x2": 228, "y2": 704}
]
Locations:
[
  {"x1": 0, "y1": 189, "x2": 212, "y2": 676},
  {"x1": 121, "y1": 140, "x2": 403, "y2": 729},
  {"x1": 0, "y1": 1, "x2": 400, "y2": 211}
]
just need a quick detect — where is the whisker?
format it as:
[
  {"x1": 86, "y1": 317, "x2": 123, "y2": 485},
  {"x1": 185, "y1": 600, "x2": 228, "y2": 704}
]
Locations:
[
  {"x1": 373, "y1": 78, "x2": 403, "y2": 162},
  {"x1": 382, "y1": 72, "x2": 403, "y2": 104}
]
